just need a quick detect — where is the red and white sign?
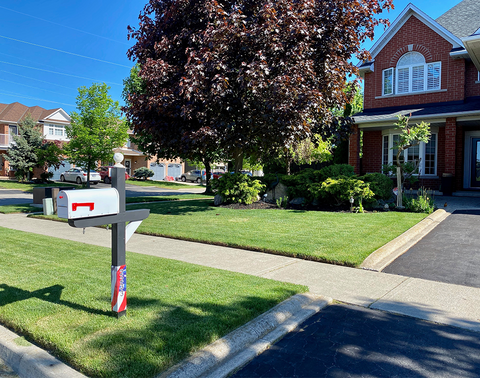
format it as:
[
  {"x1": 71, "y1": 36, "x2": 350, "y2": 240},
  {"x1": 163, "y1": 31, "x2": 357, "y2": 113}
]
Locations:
[{"x1": 111, "y1": 265, "x2": 127, "y2": 313}]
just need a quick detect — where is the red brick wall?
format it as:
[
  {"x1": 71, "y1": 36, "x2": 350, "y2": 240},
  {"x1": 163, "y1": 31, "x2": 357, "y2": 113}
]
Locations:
[
  {"x1": 436, "y1": 127, "x2": 445, "y2": 178},
  {"x1": 361, "y1": 130, "x2": 382, "y2": 174},
  {"x1": 465, "y1": 61, "x2": 480, "y2": 98},
  {"x1": 364, "y1": 15, "x2": 465, "y2": 110},
  {"x1": 348, "y1": 125, "x2": 360, "y2": 174},
  {"x1": 444, "y1": 118, "x2": 456, "y2": 175}
]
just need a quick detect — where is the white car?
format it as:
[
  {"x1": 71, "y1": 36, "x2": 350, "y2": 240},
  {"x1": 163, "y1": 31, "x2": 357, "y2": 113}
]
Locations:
[{"x1": 59, "y1": 168, "x2": 101, "y2": 184}]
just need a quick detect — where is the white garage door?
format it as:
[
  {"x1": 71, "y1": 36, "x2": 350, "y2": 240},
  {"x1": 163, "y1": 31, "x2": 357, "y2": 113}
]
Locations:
[
  {"x1": 49, "y1": 160, "x2": 72, "y2": 181},
  {"x1": 167, "y1": 164, "x2": 182, "y2": 178},
  {"x1": 150, "y1": 163, "x2": 165, "y2": 181}
]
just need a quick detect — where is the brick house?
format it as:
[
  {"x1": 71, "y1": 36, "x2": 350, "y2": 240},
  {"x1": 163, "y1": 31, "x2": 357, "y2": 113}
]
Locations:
[
  {"x1": 0, "y1": 101, "x2": 184, "y2": 181},
  {"x1": 350, "y1": 0, "x2": 480, "y2": 193},
  {"x1": 0, "y1": 102, "x2": 70, "y2": 178}
]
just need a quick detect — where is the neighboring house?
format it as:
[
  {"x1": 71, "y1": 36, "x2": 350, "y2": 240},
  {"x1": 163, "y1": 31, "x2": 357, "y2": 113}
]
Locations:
[
  {"x1": 0, "y1": 102, "x2": 71, "y2": 178},
  {"x1": 113, "y1": 131, "x2": 184, "y2": 181},
  {"x1": 350, "y1": 0, "x2": 480, "y2": 192}
]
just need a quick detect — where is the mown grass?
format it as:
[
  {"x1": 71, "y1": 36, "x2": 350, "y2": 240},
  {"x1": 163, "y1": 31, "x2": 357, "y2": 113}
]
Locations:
[
  {"x1": 127, "y1": 199, "x2": 427, "y2": 267},
  {"x1": 0, "y1": 227, "x2": 306, "y2": 378},
  {"x1": 0, "y1": 204, "x2": 41, "y2": 214},
  {"x1": 126, "y1": 179, "x2": 199, "y2": 189},
  {"x1": 126, "y1": 194, "x2": 214, "y2": 203},
  {"x1": 0, "y1": 180, "x2": 80, "y2": 192}
]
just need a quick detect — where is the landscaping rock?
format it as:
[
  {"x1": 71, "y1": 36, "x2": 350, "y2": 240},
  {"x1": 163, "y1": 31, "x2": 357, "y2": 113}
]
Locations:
[
  {"x1": 265, "y1": 182, "x2": 288, "y2": 201},
  {"x1": 289, "y1": 197, "x2": 306, "y2": 206},
  {"x1": 214, "y1": 194, "x2": 224, "y2": 206}
]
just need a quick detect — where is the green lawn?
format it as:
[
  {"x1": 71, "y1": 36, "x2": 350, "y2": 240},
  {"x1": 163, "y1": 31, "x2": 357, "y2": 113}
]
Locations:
[
  {"x1": 0, "y1": 204, "x2": 41, "y2": 214},
  {"x1": 0, "y1": 227, "x2": 305, "y2": 378},
  {"x1": 0, "y1": 180, "x2": 80, "y2": 192},
  {"x1": 126, "y1": 194, "x2": 214, "y2": 203},
  {"x1": 127, "y1": 199, "x2": 427, "y2": 267},
  {"x1": 127, "y1": 179, "x2": 200, "y2": 189}
]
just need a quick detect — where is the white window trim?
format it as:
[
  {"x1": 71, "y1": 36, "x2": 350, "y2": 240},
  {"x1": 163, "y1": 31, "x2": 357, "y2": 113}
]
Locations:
[
  {"x1": 44, "y1": 123, "x2": 69, "y2": 141},
  {"x1": 382, "y1": 128, "x2": 438, "y2": 177},
  {"x1": 382, "y1": 67, "x2": 394, "y2": 96},
  {"x1": 394, "y1": 61, "x2": 441, "y2": 95}
]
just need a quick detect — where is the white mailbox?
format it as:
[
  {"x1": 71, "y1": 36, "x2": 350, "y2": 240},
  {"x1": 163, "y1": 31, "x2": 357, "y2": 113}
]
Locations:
[{"x1": 57, "y1": 188, "x2": 120, "y2": 219}]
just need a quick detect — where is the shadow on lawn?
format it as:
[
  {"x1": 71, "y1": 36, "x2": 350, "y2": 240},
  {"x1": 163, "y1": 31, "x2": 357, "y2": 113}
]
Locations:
[
  {"x1": 128, "y1": 199, "x2": 215, "y2": 216},
  {"x1": 0, "y1": 284, "x2": 112, "y2": 317},
  {"x1": 80, "y1": 289, "x2": 298, "y2": 378}
]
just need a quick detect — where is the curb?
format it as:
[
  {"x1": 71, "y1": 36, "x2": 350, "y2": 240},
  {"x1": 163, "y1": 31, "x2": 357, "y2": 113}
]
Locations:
[
  {"x1": 360, "y1": 209, "x2": 450, "y2": 271},
  {"x1": 0, "y1": 325, "x2": 86, "y2": 378},
  {"x1": 157, "y1": 293, "x2": 332, "y2": 378}
]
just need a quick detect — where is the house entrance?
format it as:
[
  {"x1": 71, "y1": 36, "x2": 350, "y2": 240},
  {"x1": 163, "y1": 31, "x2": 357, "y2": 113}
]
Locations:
[{"x1": 471, "y1": 139, "x2": 480, "y2": 187}]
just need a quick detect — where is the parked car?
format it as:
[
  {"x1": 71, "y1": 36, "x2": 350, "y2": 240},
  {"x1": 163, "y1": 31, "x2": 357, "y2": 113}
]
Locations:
[
  {"x1": 180, "y1": 170, "x2": 203, "y2": 183},
  {"x1": 98, "y1": 166, "x2": 130, "y2": 184},
  {"x1": 59, "y1": 168, "x2": 101, "y2": 184},
  {"x1": 212, "y1": 171, "x2": 225, "y2": 179}
]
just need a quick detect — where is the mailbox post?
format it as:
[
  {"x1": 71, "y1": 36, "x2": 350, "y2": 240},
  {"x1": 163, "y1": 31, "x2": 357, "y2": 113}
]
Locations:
[{"x1": 57, "y1": 153, "x2": 149, "y2": 318}]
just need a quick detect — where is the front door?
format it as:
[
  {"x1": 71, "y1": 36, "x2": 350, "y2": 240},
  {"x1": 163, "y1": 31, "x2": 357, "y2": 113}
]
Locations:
[
  {"x1": 124, "y1": 159, "x2": 131, "y2": 176},
  {"x1": 471, "y1": 138, "x2": 480, "y2": 187}
]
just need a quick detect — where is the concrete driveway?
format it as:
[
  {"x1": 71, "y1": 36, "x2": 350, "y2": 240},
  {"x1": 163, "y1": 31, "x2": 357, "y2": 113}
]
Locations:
[{"x1": 384, "y1": 195, "x2": 480, "y2": 288}]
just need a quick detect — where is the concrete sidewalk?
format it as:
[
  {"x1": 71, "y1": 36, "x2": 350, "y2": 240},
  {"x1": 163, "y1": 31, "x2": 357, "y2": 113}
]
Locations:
[{"x1": 1, "y1": 202, "x2": 480, "y2": 377}]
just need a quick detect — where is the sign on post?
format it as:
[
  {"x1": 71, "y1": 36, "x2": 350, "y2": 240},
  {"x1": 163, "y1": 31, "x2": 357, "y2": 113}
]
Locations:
[{"x1": 57, "y1": 153, "x2": 149, "y2": 318}]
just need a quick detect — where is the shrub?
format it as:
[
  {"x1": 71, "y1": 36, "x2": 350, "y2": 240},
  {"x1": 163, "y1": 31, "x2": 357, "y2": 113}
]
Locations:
[
  {"x1": 360, "y1": 173, "x2": 393, "y2": 200},
  {"x1": 211, "y1": 173, "x2": 265, "y2": 205},
  {"x1": 318, "y1": 164, "x2": 355, "y2": 181},
  {"x1": 311, "y1": 176, "x2": 374, "y2": 206},
  {"x1": 133, "y1": 167, "x2": 154, "y2": 180},
  {"x1": 403, "y1": 187, "x2": 435, "y2": 214},
  {"x1": 40, "y1": 171, "x2": 54, "y2": 183}
]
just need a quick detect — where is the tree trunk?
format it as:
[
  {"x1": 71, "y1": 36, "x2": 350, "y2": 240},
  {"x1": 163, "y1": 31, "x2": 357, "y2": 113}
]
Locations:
[
  {"x1": 396, "y1": 166, "x2": 403, "y2": 208},
  {"x1": 233, "y1": 147, "x2": 243, "y2": 173},
  {"x1": 86, "y1": 161, "x2": 91, "y2": 188},
  {"x1": 203, "y1": 158, "x2": 213, "y2": 194}
]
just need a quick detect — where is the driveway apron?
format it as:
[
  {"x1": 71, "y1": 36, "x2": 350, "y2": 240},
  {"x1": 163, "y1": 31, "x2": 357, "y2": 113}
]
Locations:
[
  {"x1": 232, "y1": 304, "x2": 480, "y2": 378},
  {"x1": 384, "y1": 208, "x2": 480, "y2": 288}
]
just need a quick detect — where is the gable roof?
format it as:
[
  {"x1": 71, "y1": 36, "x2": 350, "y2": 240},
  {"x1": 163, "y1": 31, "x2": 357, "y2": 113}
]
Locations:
[
  {"x1": 0, "y1": 102, "x2": 70, "y2": 124},
  {"x1": 368, "y1": 3, "x2": 463, "y2": 61},
  {"x1": 436, "y1": 0, "x2": 480, "y2": 39}
]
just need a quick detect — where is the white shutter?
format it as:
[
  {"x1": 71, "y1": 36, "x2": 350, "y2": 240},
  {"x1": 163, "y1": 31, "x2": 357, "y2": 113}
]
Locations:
[
  {"x1": 397, "y1": 68, "x2": 409, "y2": 94},
  {"x1": 412, "y1": 65, "x2": 424, "y2": 92},
  {"x1": 427, "y1": 62, "x2": 441, "y2": 90}
]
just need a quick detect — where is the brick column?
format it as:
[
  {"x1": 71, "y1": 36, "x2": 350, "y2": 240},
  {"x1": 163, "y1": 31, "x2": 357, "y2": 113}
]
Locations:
[
  {"x1": 348, "y1": 124, "x2": 361, "y2": 174},
  {"x1": 444, "y1": 118, "x2": 457, "y2": 175}
]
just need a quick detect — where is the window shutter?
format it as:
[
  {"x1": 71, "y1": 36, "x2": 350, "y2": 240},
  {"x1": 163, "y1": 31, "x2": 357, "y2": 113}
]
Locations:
[
  {"x1": 412, "y1": 65, "x2": 424, "y2": 92},
  {"x1": 397, "y1": 68, "x2": 409, "y2": 94},
  {"x1": 427, "y1": 63, "x2": 441, "y2": 90},
  {"x1": 383, "y1": 68, "x2": 394, "y2": 95}
]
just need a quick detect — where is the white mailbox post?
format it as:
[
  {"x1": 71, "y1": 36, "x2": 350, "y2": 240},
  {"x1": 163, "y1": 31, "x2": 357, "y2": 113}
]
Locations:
[{"x1": 57, "y1": 154, "x2": 149, "y2": 318}]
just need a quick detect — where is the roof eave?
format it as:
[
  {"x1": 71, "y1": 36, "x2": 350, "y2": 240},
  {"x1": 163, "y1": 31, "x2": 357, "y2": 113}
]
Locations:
[
  {"x1": 462, "y1": 34, "x2": 480, "y2": 72},
  {"x1": 369, "y1": 4, "x2": 464, "y2": 60}
]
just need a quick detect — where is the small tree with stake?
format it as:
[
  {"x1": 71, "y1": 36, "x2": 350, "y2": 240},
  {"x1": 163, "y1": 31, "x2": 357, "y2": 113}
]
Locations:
[{"x1": 391, "y1": 115, "x2": 430, "y2": 208}]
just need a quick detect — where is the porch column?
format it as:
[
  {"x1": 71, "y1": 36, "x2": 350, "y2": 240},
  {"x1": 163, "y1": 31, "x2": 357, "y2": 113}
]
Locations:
[
  {"x1": 445, "y1": 118, "x2": 457, "y2": 175},
  {"x1": 348, "y1": 124, "x2": 361, "y2": 174}
]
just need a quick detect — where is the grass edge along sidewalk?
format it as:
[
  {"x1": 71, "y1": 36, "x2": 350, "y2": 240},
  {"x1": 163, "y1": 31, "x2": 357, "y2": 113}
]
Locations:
[
  {"x1": 0, "y1": 227, "x2": 306, "y2": 378},
  {"x1": 31, "y1": 199, "x2": 428, "y2": 267}
]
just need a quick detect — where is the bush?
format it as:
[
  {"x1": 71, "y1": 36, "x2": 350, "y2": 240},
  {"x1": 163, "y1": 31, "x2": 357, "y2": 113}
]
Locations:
[
  {"x1": 403, "y1": 188, "x2": 435, "y2": 214},
  {"x1": 211, "y1": 173, "x2": 265, "y2": 204},
  {"x1": 133, "y1": 167, "x2": 154, "y2": 180},
  {"x1": 40, "y1": 171, "x2": 54, "y2": 183},
  {"x1": 360, "y1": 173, "x2": 393, "y2": 200},
  {"x1": 318, "y1": 164, "x2": 355, "y2": 181},
  {"x1": 311, "y1": 176, "x2": 374, "y2": 207}
]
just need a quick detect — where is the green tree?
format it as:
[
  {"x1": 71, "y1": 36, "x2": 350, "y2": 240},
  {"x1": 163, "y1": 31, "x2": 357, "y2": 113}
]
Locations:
[
  {"x1": 65, "y1": 83, "x2": 128, "y2": 187},
  {"x1": 37, "y1": 140, "x2": 65, "y2": 182},
  {"x1": 3, "y1": 114, "x2": 43, "y2": 181}
]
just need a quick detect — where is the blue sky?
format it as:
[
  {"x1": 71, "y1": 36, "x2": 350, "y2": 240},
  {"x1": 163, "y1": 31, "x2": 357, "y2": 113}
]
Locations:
[{"x1": 0, "y1": 0, "x2": 463, "y2": 115}]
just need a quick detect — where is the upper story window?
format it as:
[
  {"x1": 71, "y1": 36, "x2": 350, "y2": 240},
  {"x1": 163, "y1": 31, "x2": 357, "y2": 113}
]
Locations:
[
  {"x1": 382, "y1": 52, "x2": 441, "y2": 96},
  {"x1": 45, "y1": 123, "x2": 66, "y2": 138}
]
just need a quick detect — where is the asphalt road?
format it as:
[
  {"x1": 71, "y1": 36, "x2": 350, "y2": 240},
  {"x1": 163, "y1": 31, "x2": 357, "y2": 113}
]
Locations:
[
  {"x1": 233, "y1": 304, "x2": 480, "y2": 378},
  {"x1": 384, "y1": 209, "x2": 480, "y2": 288}
]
